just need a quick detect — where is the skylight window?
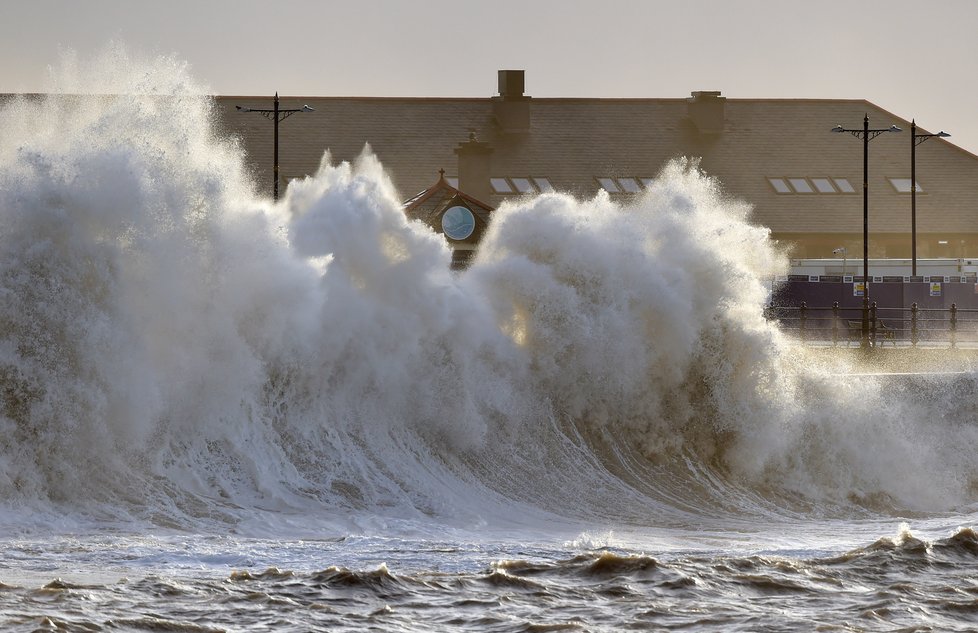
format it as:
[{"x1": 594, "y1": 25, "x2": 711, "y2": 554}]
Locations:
[
  {"x1": 833, "y1": 178, "x2": 855, "y2": 193},
  {"x1": 811, "y1": 178, "x2": 836, "y2": 193},
  {"x1": 511, "y1": 177, "x2": 534, "y2": 193},
  {"x1": 617, "y1": 177, "x2": 641, "y2": 193},
  {"x1": 596, "y1": 177, "x2": 650, "y2": 193},
  {"x1": 487, "y1": 177, "x2": 557, "y2": 194},
  {"x1": 490, "y1": 178, "x2": 513, "y2": 193},
  {"x1": 788, "y1": 178, "x2": 814, "y2": 193},
  {"x1": 889, "y1": 178, "x2": 922, "y2": 193},
  {"x1": 533, "y1": 177, "x2": 555, "y2": 192},
  {"x1": 769, "y1": 177, "x2": 858, "y2": 194}
]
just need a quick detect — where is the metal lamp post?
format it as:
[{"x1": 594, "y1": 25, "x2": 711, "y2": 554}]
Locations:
[
  {"x1": 832, "y1": 115, "x2": 901, "y2": 347},
  {"x1": 236, "y1": 93, "x2": 314, "y2": 201},
  {"x1": 910, "y1": 120, "x2": 950, "y2": 276},
  {"x1": 833, "y1": 247, "x2": 847, "y2": 276}
]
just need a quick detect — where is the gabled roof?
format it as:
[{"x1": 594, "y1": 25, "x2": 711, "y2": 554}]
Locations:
[
  {"x1": 403, "y1": 171, "x2": 494, "y2": 250},
  {"x1": 213, "y1": 92, "x2": 978, "y2": 237},
  {"x1": 403, "y1": 169, "x2": 495, "y2": 216}
]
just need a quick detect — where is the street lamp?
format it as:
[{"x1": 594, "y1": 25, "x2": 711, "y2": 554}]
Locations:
[
  {"x1": 236, "y1": 92, "x2": 314, "y2": 201},
  {"x1": 832, "y1": 114, "x2": 901, "y2": 347},
  {"x1": 833, "y1": 247, "x2": 848, "y2": 276},
  {"x1": 910, "y1": 120, "x2": 950, "y2": 276}
]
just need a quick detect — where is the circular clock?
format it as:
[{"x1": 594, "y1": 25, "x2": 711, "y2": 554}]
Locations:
[{"x1": 441, "y1": 205, "x2": 476, "y2": 240}]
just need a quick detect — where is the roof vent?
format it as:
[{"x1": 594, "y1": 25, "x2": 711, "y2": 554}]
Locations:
[{"x1": 687, "y1": 91, "x2": 725, "y2": 134}]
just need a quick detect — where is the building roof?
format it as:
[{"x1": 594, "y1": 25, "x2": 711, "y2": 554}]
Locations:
[
  {"x1": 215, "y1": 85, "x2": 978, "y2": 248},
  {"x1": 402, "y1": 170, "x2": 494, "y2": 218},
  {"x1": 6, "y1": 75, "x2": 973, "y2": 258}
]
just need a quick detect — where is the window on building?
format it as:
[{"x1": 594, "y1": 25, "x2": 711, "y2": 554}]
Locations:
[
  {"x1": 889, "y1": 178, "x2": 922, "y2": 193},
  {"x1": 811, "y1": 178, "x2": 836, "y2": 193},
  {"x1": 788, "y1": 178, "x2": 814, "y2": 193},
  {"x1": 769, "y1": 176, "x2": 859, "y2": 194},
  {"x1": 597, "y1": 178, "x2": 621, "y2": 193},
  {"x1": 445, "y1": 177, "x2": 459, "y2": 188},
  {"x1": 491, "y1": 178, "x2": 513, "y2": 193},
  {"x1": 617, "y1": 177, "x2": 642, "y2": 193},
  {"x1": 487, "y1": 177, "x2": 560, "y2": 194},
  {"x1": 640, "y1": 178, "x2": 655, "y2": 188},
  {"x1": 533, "y1": 177, "x2": 555, "y2": 192},
  {"x1": 833, "y1": 178, "x2": 855, "y2": 193}
]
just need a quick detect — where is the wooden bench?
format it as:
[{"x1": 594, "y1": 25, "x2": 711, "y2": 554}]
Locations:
[{"x1": 846, "y1": 319, "x2": 896, "y2": 345}]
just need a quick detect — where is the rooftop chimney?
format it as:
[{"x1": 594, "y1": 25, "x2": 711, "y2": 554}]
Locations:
[
  {"x1": 498, "y1": 70, "x2": 525, "y2": 98},
  {"x1": 687, "y1": 91, "x2": 725, "y2": 134},
  {"x1": 493, "y1": 69, "x2": 531, "y2": 134},
  {"x1": 455, "y1": 132, "x2": 494, "y2": 203}
]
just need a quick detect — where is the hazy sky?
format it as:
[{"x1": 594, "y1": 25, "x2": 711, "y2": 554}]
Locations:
[{"x1": 2, "y1": 0, "x2": 977, "y2": 153}]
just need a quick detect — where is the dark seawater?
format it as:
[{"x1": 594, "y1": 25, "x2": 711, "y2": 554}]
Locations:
[
  {"x1": 4, "y1": 528, "x2": 978, "y2": 631},
  {"x1": 4, "y1": 48, "x2": 978, "y2": 632}
]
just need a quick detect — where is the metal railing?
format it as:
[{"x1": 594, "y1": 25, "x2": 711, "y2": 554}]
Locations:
[{"x1": 765, "y1": 302, "x2": 978, "y2": 348}]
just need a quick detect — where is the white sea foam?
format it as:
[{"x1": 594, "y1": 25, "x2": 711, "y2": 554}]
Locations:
[{"x1": 1, "y1": 47, "x2": 978, "y2": 537}]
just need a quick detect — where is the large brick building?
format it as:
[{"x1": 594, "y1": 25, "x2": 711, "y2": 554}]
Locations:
[{"x1": 216, "y1": 70, "x2": 978, "y2": 260}]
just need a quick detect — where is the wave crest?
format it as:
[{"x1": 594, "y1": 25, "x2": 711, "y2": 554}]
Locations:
[{"x1": 2, "y1": 48, "x2": 978, "y2": 532}]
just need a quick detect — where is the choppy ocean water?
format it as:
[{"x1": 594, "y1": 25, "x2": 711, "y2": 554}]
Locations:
[
  {"x1": 4, "y1": 47, "x2": 978, "y2": 631},
  {"x1": 5, "y1": 524, "x2": 978, "y2": 631}
]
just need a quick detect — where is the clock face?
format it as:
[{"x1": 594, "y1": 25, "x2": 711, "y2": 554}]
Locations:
[{"x1": 441, "y1": 205, "x2": 476, "y2": 241}]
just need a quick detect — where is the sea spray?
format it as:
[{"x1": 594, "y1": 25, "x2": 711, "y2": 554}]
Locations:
[
  {"x1": 282, "y1": 151, "x2": 530, "y2": 452},
  {"x1": 3, "y1": 49, "x2": 978, "y2": 534},
  {"x1": 471, "y1": 159, "x2": 786, "y2": 440}
]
